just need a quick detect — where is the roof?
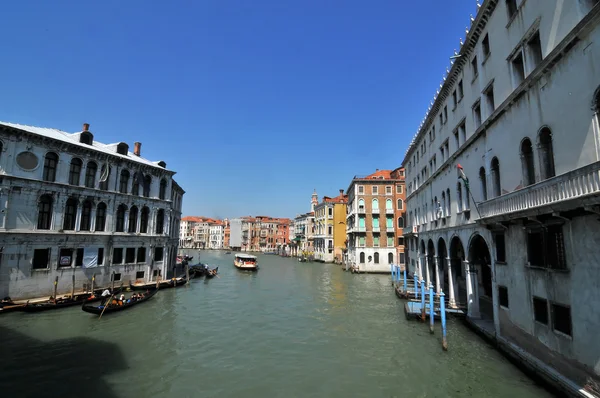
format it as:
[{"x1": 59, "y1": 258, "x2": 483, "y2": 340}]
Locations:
[{"x1": 0, "y1": 121, "x2": 172, "y2": 172}]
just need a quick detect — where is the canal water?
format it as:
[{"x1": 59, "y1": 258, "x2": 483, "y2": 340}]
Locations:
[{"x1": 0, "y1": 251, "x2": 555, "y2": 398}]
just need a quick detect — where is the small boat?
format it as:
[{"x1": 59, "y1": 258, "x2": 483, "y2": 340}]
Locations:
[
  {"x1": 205, "y1": 267, "x2": 219, "y2": 279},
  {"x1": 129, "y1": 277, "x2": 187, "y2": 291},
  {"x1": 81, "y1": 289, "x2": 158, "y2": 315},
  {"x1": 0, "y1": 297, "x2": 25, "y2": 314},
  {"x1": 234, "y1": 254, "x2": 258, "y2": 271},
  {"x1": 225, "y1": 251, "x2": 231, "y2": 254},
  {"x1": 20, "y1": 293, "x2": 94, "y2": 313}
]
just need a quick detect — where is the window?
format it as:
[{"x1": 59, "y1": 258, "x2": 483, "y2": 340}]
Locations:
[
  {"x1": 454, "y1": 130, "x2": 460, "y2": 149},
  {"x1": 374, "y1": 252, "x2": 379, "y2": 264},
  {"x1": 143, "y1": 175, "x2": 152, "y2": 197},
  {"x1": 372, "y1": 186, "x2": 378, "y2": 195},
  {"x1": 113, "y1": 248, "x2": 123, "y2": 264},
  {"x1": 159, "y1": 179, "x2": 167, "y2": 200},
  {"x1": 99, "y1": 165, "x2": 111, "y2": 191},
  {"x1": 85, "y1": 161, "x2": 97, "y2": 188},
  {"x1": 359, "y1": 252, "x2": 365, "y2": 263},
  {"x1": 137, "y1": 247, "x2": 146, "y2": 263},
  {"x1": 32, "y1": 248, "x2": 51, "y2": 269},
  {"x1": 491, "y1": 157, "x2": 501, "y2": 197},
  {"x1": 75, "y1": 248, "x2": 84, "y2": 267},
  {"x1": 473, "y1": 101, "x2": 482, "y2": 129},
  {"x1": 511, "y1": 51, "x2": 525, "y2": 87},
  {"x1": 140, "y1": 206, "x2": 149, "y2": 233},
  {"x1": 136, "y1": 271, "x2": 145, "y2": 279},
  {"x1": 154, "y1": 247, "x2": 164, "y2": 261},
  {"x1": 128, "y1": 206, "x2": 138, "y2": 233},
  {"x1": 399, "y1": 252, "x2": 405, "y2": 264},
  {"x1": 443, "y1": 106, "x2": 448, "y2": 123},
  {"x1": 533, "y1": 296, "x2": 548, "y2": 325},
  {"x1": 484, "y1": 84, "x2": 495, "y2": 116},
  {"x1": 58, "y1": 248, "x2": 74, "y2": 268},
  {"x1": 372, "y1": 198, "x2": 379, "y2": 211},
  {"x1": 69, "y1": 158, "x2": 82, "y2": 185},
  {"x1": 113, "y1": 273, "x2": 122, "y2": 282},
  {"x1": 125, "y1": 247, "x2": 135, "y2": 263},
  {"x1": 538, "y1": 128, "x2": 556, "y2": 180},
  {"x1": 43, "y1": 152, "x2": 59, "y2": 182},
  {"x1": 328, "y1": 225, "x2": 333, "y2": 235},
  {"x1": 506, "y1": 0, "x2": 518, "y2": 19},
  {"x1": 386, "y1": 186, "x2": 392, "y2": 195},
  {"x1": 498, "y1": 286, "x2": 509, "y2": 308},
  {"x1": 397, "y1": 216, "x2": 404, "y2": 228},
  {"x1": 358, "y1": 185, "x2": 364, "y2": 194},
  {"x1": 396, "y1": 185, "x2": 403, "y2": 194},
  {"x1": 494, "y1": 233, "x2": 506, "y2": 262},
  {"x1": 156, "y1": 209, "x2": 165, "y2": 234},
  {"x1": 63, "y1": 198, "x2": 78, "y2": 230},
  {"x1": 37, "y1": 195, "x2": 53, "y2": 230},
  {"x1": 388, "y1": 252, "x2": 394, "y2": 263},
  {"x1": 115, "y1": 204, "x2": 127, "y2": 232},
  {"x1": 132, "y1": 172, "x2": 140, "y2": 195},
  {"x1": 80, "y1": 200, "x2": 92, "y2": 231},
  {"x1": 479, "y1": 167, "x2": 488, "y2": 201},
  {"x1": 328, "y1": 207, "x2": 333, "y2": 217},
  {"x1": 359, "y1": 236, "x2": 365, "y2": 247},
  {"x1": 398, "y1": 237, "x2": 405, "y2": 246},
  {"x1": 98, "y1": 248, "x2": 104, "y2": 266},
  {"x1": 521, "y1": 138, "x2": 535, "y2": 186},
  {"x1": 459, "y1": 121, "x2": 466, "y2": 143},
  {"x1": 387, "y1": 236, "x2": 394, "y2": 247},
  {"x1": 458, "y1": 80, "x2": 464, "y2": 99},
  {"x1": 372, "y1": 216, "x2": 380, "y2": 229},
  {"x1": 482, "y1": 34, "x2": 490, "y2": 58},
  {"x1": 527, "y1": 32, "x2": 543, "y2": 71},
  {"x1": 119, "y1": 170, "x2": 130, "y2": 194},
  {"x1": 457, "y1": 182, "x2": 463, "y2": 211},
  {"x1": 471, "y1": 56, "x2": 478, "y2": 79},
  {"x1": 452, "y1": 90, "x2": 457, "y2": 107},
  {"x1": 95, "y1": 202, "x2": 107, "y2": 231},
  {"x1": 373, "y1": 236, "x2": 380, "y2": 247},
  {"x1": 527, "y1": 225, "x2": 567, "y2": 269},
  {"x1": 386, "y1": 216, "x2": 393, "y2": 228},
  {"x1": 552, "y1": 303, "x2": 572, "y2": 336}
]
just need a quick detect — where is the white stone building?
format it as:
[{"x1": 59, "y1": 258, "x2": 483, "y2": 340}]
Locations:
[
  {"x1": 0, "y1": 122, "x2": 184, "y2": 300},
  {"x1": 208, "y1": 221, "x2": 224, "y2": 249},
  {"x1": 402, "y1": 1, "x2": 600, "y2": 395}
]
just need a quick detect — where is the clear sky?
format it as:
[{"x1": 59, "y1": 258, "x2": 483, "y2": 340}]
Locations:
[{"x1": 1, "y1": 0, "x2": 477, "y2": 219}]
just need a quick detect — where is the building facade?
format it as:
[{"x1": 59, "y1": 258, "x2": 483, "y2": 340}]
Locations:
[
  {"x1": 209, "y1": 221, "x2": 224, "y2": 249},
  {"x1": 345, "y1": 169, "x2": 405, "y2": 273},
  {"x1": 402, "y1": 1, "x2": 600, "y2": 394},
  {"x1": 0, "y1": 122, "x2": 183, "y2": 300},
  {"x1": 314, "y1": 189, "x2": 347, "y2": 263}
]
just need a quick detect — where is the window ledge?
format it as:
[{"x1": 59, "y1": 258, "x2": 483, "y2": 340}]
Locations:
[
  {"x1": 471, "y1": 74, "x2": 478, "y2": 84},
  {"x1": 482, "y1": 53, "x2": 491, "y2": 65},
  {"x1": 526, "y1": 265, "x2": 570, "y2": 273},
  {"x1": 458, "y1": 96, "x2": 463, "y2": 104},
  {"x1": 553, "y1": 329, "x2": 573, "y2": 340},
  {"x1": 495, "y1": 261, "x2": 507, "y2": 266},
  {"x1": 500, "y1": 305, "x2": 509, "y2": 310},
  {"x1": 32, "y1": 268, "x2": 50, "y2": 272}
]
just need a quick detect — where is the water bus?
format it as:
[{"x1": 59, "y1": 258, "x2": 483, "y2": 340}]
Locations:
[{"x1": 234, "y1": 254, "x2": 258, "y2": 271}]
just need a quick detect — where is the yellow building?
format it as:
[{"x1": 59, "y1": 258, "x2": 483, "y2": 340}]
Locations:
[{"x1": 313, "y1": 189, "x2": 347, "y2": 263}]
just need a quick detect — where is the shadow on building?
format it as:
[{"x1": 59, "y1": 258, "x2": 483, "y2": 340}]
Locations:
[{"x1": 0, "y1": 325, "x2": 126, "y2": 398}]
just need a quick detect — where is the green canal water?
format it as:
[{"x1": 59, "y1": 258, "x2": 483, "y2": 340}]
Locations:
[{"x1": 0, "y1": 251, "x2": 555, "y2": 398}]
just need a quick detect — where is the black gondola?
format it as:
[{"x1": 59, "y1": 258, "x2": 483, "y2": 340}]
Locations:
[
  {"x1": 205, "y1": 267, "x2": 219, "y2": 279},
  {"x1": 129, "y1": 277, "x2": 187, "y2": 291},
  {"x1": 20, "y1": 293, "x2": 94, "y2": 313},
  {"x1": 81, "y1": 289, "x2": 159, "y2": 315}
]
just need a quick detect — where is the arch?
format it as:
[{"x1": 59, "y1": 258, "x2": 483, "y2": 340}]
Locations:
[
  {"x1": 37, "y1": 194, "x2": 53, "y2": 230},
  {"x1": 128, "y1": 205, "x2": 138, "y2": 233},
  {"x1": 520, "y1": 137, "x2": 535, "y2": 186},
  {"x1": 119, "y1": 169, "x2": 130, "y2": 194},
  {"x1": 69, "y1": 158, "x2": 83, "y2": 186},
  {"x1": 95, "y1": 202, "x2": 107, "y2": 231},
  {"x1": 371, "y1": 198, "x2": 379, "y2": 211},
  {"x1": 99, "y1": 165, "x2": 111, "y2": 190},
  {"x1": 427, "y1": 239, "x2": 435, "y2": 257},
  {"x1": 388, "y1": 252, "x2": 394, "y2": 264},
  {"x1": 159, "y1": 178, "x2": 168, "y2": 200},
  {"x1": 143, "y1": 175, "x2": 152, "y2": 197},
  {"x1": 359, "y1": 252, "x2": 365, "y2": 263},
  {"x1": 80, "y1": 199, "x2": 93, "y2": 231},
  {"x1": 437, "y1": 237, "x2": 448, "y2": 258},
  {"x1": 479, "y1": 167, "x2": 488, "y2": 201},
  {"x1": 140, "y1": 206, "x2": 150, "y2": 233},
  {"x1": 374, "y1": 252, "x2": 379, "y2": 264},
  {"x1": 115, "y1": 204, "x2": 127, "y2": 232},
  {"x1": 63, "y1": 198, "x2": 78, "y2": 230},
  {"x1": 397, "y1": 216, "x2": 404, "y2": 228},
  {"x1": 132, "y1": 171, "x2": 141, "y2": 195},
  {"x1": 449, "y1": 235, "x2": 465, "y2": 280},
  {"x1": 397, "y1": 198, "x2": 403, "y2": 210},
  {"x1": 490, "y1": 157, "x2": 501, "y2": 197},
  {"x1": 85, "y1": 161, "x2": 97, "y2": 188},
  {"x1": 43, "y1": 152, "x2": 59, "y2": 182},
  {"x1": 468, "y1": 233, "x2": 493, "y2": 317},
  {"x1": 358, "y1": 198, "x2": 365, "y2": 208},
  {"x1": 419, "y1": 239, "x2": 426, "y2": 255},
  {"x1": 537, "y1": 127, "x2": 556, "y2": 180},
  {"x1": 155, "y1": 208, "x2": 165, "y2": 234}
]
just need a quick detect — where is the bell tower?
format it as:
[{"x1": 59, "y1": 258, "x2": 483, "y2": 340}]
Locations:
[{"x1": 311, "y1": 189, "x2": 318, "y2": 212}]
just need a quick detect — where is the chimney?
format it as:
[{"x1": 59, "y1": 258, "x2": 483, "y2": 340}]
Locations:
[
  {"x1": 134, "y1": 142, "x2": 141, "y2": 156},
  {"x1": 83, "y1": 123, "x2": 90, "y2": 132},
  {"x1": 339, "y1": 189, "x2": 344, "y2": 195},
  {"x1": 376, "y1": 168, "x2": 379, "y2": 172}
]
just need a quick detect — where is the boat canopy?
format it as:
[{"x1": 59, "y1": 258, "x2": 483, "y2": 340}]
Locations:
[{"x1": 235, "y1": 254, "x2": 257, "y2": 260}]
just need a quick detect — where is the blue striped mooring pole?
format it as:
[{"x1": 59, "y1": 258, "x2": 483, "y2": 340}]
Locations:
[
  {"x1": 429, "y1": 284, "x2": 434, "y2": 333},
  {"x1": 440, "y1": 291, "x2": 448, "y2": 351},
  {"x1": 403, "y1": 267, "x2": 407, "y2": 295},
  {"x1": 420, "y1": 279, "x2": 426, "y2": 321},
  {"x1": 414, "y1": 275, "x2": 419, "y2": 300}
]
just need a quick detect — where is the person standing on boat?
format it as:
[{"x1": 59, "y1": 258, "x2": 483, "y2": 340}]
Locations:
[{"x1": 101, "y1": 289, "x2": 111, "y2": 297}]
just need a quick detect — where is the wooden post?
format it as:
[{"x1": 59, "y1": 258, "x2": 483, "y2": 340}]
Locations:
[
  {"x1": 185, "y1": 262, "x2": 190, "y2": 286},
  {"x1": 53, "y1": 276, "x2": 58, "y2": 301},
  {"x1": 111, "y1": 271, "x2": 115, "y2": 291},
  {"x1": 71, "y1": 274, "x2": 75, "y2": 298},
  {"x1": 91, "y1": 273, "x2": 95, "y2": 293}
]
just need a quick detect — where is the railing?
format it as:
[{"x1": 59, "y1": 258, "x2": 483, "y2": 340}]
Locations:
[
  {"x1": 372, "y1": 208, "x2": 379, "y2": 214},
  {"x1": 372, "y1": 227, "x2": 380, "y2": 232},
  {"x1": 478, "y1": 161, "x2": 600, "y2": 219},
  {"x1": 358, "y1": 226, "x2": 366, "y2": 232},
  {"x1": 385, "y1": 208, "x2": 394, "y2": 214},
  {"x1": 357, "y1": 206, "x2": 366, "y2": 213}
]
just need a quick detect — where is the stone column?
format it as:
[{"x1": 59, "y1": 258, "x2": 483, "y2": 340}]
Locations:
[
  {"x1": 417, "y1": 255, "x2": 424, "y2": 280},
  {"x1": 464, "y1": 260, "x2": 480, "y2": 318},
  {"x1": 90, "y1": 205, "x2": 97, "y2": 232},
  {"x1": 490, "y1": 259, "x2": 500, "y2": 336},
  {"x1": 425, "y1": 256, "x2": 431, "y2": 287},
  {"x1": 434, "y1": 256, "x2": 441, "y2": 293},
  {"x1": 136, "y1": 210, "x2": 142, "y2": 233},
  {"x1": 446, "y1": 256, "x2": 456, "y2": 307},
  {"x1": 123, "y1": 209, "x2": 129, "y2": 233},
  {"x1": 75, "y1": 198, "x2": 83, "y2": 231}
]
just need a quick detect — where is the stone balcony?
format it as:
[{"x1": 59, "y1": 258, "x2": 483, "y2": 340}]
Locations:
[{"x1": 478, "y1": 161, "x2": 600, "y2": 221}]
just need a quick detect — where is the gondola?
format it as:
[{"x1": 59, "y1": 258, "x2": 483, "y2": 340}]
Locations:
[
  {"x1": 86, "y1": 287, "x2": 124, "y2": 303},
  {"x1": 129, "y1": 277, "x2": 187, "y2": 291},
  {"x1": 20, "y1": 293, "x2": 94, "y2": 313},
  {"x1": 0, "y1": 297, "x2": 24, "y2": 314},
  {"x1": 81, "y1": 288, "x2": 159, "y2": 315},
  {"x1": 205, "y1": 267, "x2": 219, "y2": 279}
]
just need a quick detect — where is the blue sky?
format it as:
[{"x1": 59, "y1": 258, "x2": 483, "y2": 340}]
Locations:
[{"x1": 1, "y1": 0, "x2": 476, "y2": 219}]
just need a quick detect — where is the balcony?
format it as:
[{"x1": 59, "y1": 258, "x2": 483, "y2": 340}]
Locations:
[
  {"x1": 357, "y1": 206, "x2": 366, "y2": 214},
  {"x1": 357, "y1": 226, "x2": 366, "y2": 232},
  {"x1": 372, "y1": 227, "x2": 380, "y2": 233},
  {"x1": 385, "y1": 208, "x2": 394, "y2": 214},
  {"x1": 372, "y1": 208, "x2": 379, "y2": 214},
  {"x1": 478, "y1": 161, "x2": 600, "y2": 221}
]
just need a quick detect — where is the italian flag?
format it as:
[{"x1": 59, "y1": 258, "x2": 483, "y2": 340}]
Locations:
[{"x1": 457, "y1": 164, "x2": 467, "y2": 182}]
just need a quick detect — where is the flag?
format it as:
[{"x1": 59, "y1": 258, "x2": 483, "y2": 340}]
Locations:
[{"x1": 457, "y1": 164, "x2": 467, "y2": 182}]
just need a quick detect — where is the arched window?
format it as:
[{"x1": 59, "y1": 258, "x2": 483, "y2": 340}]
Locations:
[
  {"x1": 37, "y1": 195, "x2": 53, "y2": 230},
  {"x1": 159, "y1": 179, "x2": 167, "y2": 200},
  {"x1": 457, "y1": 182, "x2": 463, "y2": 211},
  {"x1": 115, "y1": 204, "x2": 127, "y2": 232},
  {"x1": 520, "y1": 138, "x2": 535, "y2": 186},
  {"x1": 397, "y1": 216, "x2": 404, "y2": 228},
  {"x1": 388, "y1": 252, "x2": 394, "y2": 264},
  {"x1": 359, "y1": 252, "x2": 365, "y2": 263},
  {"x1": 446, "y1": 189, "x2": 451, "y2": 216},
  {"x1": 69, "y1": 158, "x2": 82, "y2": 186},
  {"x1": 0, "y1": 141, "x2": 3, "y2": 162},
  {"x1": 374, "y1": 252, "x2": 379, "y2": 264},
  {"x1": 80, "y1": 200, "x2": 92, "y2": 231},
  {"x1": 386, "y1": 198, "x2": 393, "y2": 209},
  {"x1": 63, "y1": 198, "x2": 78, "y2": 230},
  {"x1": 119, "y1": 170, "x2": 130, "y2": 194},
  {"x1": 464, "y1": 183, "x2": 470, "y2": 209},
  {"x1": 397, "y1": 198, "x2": 403, "y2": 210},
  {"x1": 372, "y1": 198, "x2": 379, "y2": 212},
  {"x1": 434, "y1": 196, "x2": 439, "y2": 219},
  {"x1": 95, "y1": 202, "x2": 107, "y2": 231},
  {"x1": 43, "y1": 152, "x2": 59, "y2": 182},
  {"x1": 441, "y1": 192, "x2": 446, "y2": 217},
  {"x1": 491, "y1": 157, "x2": 501, "y2": 197},
  {"x1": 479, "y1": 167, "x2": 488, "y2": 201},
  {"x1": 85, "y1": 161, "x2": 97, "y2": 188},
  {"x1": 155, "y1": 209, "x2": 165, "y2": 234},
  {"x1": 128, "y1": 206, "x2": 138, "y2": 233},
  {"x1": 358, "y1": 198, "x2": 365, "y2": 211},
  {"x1": 99, "y1": 165, "x2": 111, "y2": 191},
  {"x1": 140, "y1": 206, "x2": 150, "y2": 233},
  {"x1": 143, "y1": 175, "x2": 152, "y2": 197},
  {"x1": 131, "y1": 172, "x2": 140, "y2": 195},
  {"x1": 538, "y1": 128, "x2": 556, "y2": 180}
]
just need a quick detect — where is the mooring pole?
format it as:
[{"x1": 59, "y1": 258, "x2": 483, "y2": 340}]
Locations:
[
  {"x1": 391, "y1": 263, "x2": 395, "y2": 286},
  {"x1": 440, "y1": 291, "x2": 448, "y2": 351},
  {"x1": 403, "y1": 267, "x2": 407, "y2": 295},
  {"x1": 91, "y1": 273, "x2": 95, "y2": 293},
  {"x1": 414, "y1": 275, "x2": 419, "y2": 300},
  {"x1": 429, "y1": 283, "x2": 435, "y2": 334},
  {"x1": 420, "y1": 279, "x2": 426, "y2": 321},
  {"x1": 53, "y1": 276, "x2": 58, "y2": 301},
  {"x1": 71, "y1": 274, "x2": 75, "y2": 298}
]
